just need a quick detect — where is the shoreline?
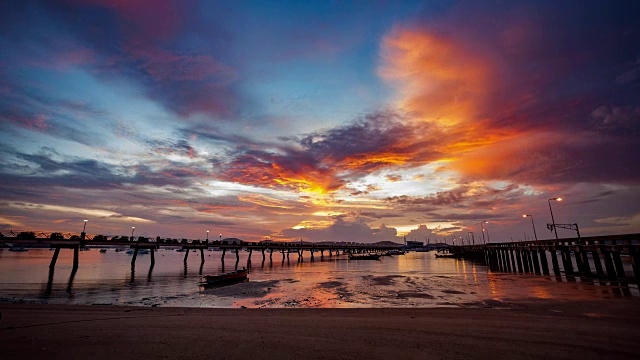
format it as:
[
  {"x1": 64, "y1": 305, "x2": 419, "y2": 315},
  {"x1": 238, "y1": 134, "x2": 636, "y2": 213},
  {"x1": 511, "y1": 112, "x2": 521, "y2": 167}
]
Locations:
[{"x1": 2, "y1": 300, "x2": 640, "y2": 359}]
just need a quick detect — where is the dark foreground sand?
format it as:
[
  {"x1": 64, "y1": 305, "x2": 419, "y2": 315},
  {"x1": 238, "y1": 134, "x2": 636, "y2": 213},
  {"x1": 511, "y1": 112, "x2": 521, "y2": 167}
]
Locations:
[{"x1": 1, "y1": 300, "x2": 640, "y2": 359}]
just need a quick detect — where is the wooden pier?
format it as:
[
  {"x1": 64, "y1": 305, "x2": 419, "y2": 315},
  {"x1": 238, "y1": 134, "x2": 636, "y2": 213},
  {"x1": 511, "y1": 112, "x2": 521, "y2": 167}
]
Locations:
[
  {"x1": 0, "y1": 230, "x2": 400, "y2": 272},
  {"x1": 448, "y1": 233, "x2": 640, "y2": 289}
]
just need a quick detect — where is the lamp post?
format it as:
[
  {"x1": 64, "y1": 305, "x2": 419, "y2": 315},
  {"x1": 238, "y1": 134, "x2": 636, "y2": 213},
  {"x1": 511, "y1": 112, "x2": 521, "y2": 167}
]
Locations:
[
  {"x1": 468, "y1": 232, "x2": 475, "y2": 245},
  {"x1": 480, "y1": 221, "x2": 489, "y2": 244},
  {"x1": 82, "y1": 219, "x2": 88, "y2": 233},
  {"x1": 206, "y1": 230, "x2": 209, "y2": 242},
  {"x1": 219, "y1": 234, "x2": 222, "y2": 242},
  {"x1": 131, "y1": 226, "x2": 135, "y2": 239},
  {"x1": 522, "y1": 215, "x2": 538, "y2": 241},
  {"x1": 548, "y1": 198, "x2": 562, "y2": 240}
]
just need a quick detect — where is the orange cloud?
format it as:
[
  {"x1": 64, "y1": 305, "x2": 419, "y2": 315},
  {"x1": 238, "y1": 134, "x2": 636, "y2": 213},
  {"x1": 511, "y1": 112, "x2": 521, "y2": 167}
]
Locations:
[
  {"x1": 377, "y1": 27, "x2": 533, "y2": 181},
  {"x1": 379, "y1": 28, "x2": 491, "y2": 128}
]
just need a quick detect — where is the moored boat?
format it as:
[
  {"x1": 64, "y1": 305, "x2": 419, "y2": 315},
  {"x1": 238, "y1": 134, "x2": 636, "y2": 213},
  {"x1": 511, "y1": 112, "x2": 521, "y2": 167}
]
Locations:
[
  {"x1": 200, "y1": 268, "x2": 248, "y2": 285},
  {"x1": 348, "y1": 253, "x2": 380, "y2": 260},
  {"x1": 386, "y1": 249, "x2": 406, "y2": 255},
  {"x1": 100, "y1": 248, "x2": 107, "y2": 253}
]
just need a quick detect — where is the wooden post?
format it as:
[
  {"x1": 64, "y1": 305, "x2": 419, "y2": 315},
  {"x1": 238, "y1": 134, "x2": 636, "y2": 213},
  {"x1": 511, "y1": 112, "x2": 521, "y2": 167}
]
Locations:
[
  {"x1": 591, "y1": 251, "x2": 605, "y2": 277},
  {"x1": 531, "y1": 250, "x2": 541, "y2": 274},
  {"x1": 561, "y1": 249, "x2": 574, "y2": 275},
  {"x1": 527, "y1": 250, "x2": 535, "y2": 274},
  {"x1": 601, "y1": 250, "x2": 618, "y2": 281},
  {"x1": 269, "y1": 249, "x2": 273, "y2": 260},
  {"x1": 310, "y1": 249, "x2": 315, "y2": 261},
  {"x1": 49, "y1": 247, "x2": 61, "y2": 269},
  {"x1": 235, "y1": 248, "x2": 240, "y2": 262},
  {"x1": 579, "y1": 251, "x2": 591, "y2": 276},
  {"x1": 131, "y1": 248, "x2": 139, "y2": 267},
  {"x1": 522, "y1": 251, "x2": 530, "y2": 273},
  {"x1": 509, "y1": 249, "x2": 517, "y2": 273},
  {"x1": 150, "y1": 248, "x2": 155, "y2": 268},
  {"x1": 261, "y1": 249, "x2": 265, "y2": 261},
  {"x1": 515, "y1": 249, "x2": 524, "y2": 273},
  {"x1": 72, "y1": 245, "x2": 79, "y2": 271},
  {"x1": 539, "y1": 249, "x2": 550, "y2": 275},
  {"x1": 612, "y1": 252, "x2": 626, "y2": 279},
  {"x1": 184, "y1": 248, "x2": 190, "y2": 264},
  {"x1": 221, "y1": 249, "x2": 226, "y2": 261},
  {"x1": 200, "y1": 249, "x2": 205, "y2": 264},
  {"x1": 503, "y1": 249, "x2": 512, "y2": 272},
  {"x1": 248, "y1": 249, "x2": 253, "y2": 261},
  {"x1": 574, "y1": 249, "x2": 585, "y2": 274},
  {"x1": 628, "y1": 247, "x2": 640, "y2": 290},
  {"x1": 549, "y1": 248, "x2": 561, "y2": 276}
]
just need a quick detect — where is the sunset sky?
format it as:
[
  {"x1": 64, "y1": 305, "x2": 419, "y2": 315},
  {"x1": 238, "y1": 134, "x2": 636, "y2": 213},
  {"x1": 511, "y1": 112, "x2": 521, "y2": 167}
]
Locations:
[{"x1": 1, "y1": 1, "x2": 639, "y2": 243}]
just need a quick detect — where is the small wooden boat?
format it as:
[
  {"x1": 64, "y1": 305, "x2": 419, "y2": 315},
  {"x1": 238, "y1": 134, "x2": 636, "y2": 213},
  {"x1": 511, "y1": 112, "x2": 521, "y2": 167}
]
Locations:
[
  {"x1": 348, "y1": 253, "x2": 380, "y2": 260},
  {"x1": 386, "y1": 249, "x2": 406, "y2": 255},
  {"x1": 200, "y1": 268, "x2": 248, "y2": 285},
  {"x1": 434, "y1": 253, "x2": 457, "y2": 258},
  {"x1": 99, "y1": 248, "x2": 107, "y2": 253}
]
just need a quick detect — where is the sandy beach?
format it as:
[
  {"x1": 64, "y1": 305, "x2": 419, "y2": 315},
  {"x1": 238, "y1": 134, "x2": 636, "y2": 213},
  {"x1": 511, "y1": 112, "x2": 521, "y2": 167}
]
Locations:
[{"x1": 2, "y1": 299, "x2": 640, "y2": 360}]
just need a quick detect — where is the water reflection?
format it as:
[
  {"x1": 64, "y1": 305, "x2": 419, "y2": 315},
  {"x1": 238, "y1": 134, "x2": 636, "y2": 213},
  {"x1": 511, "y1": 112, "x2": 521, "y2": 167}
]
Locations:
[
  {"x1": 66, "y1": 268, "x2": 77, "y2": 293},
  {"x1": 8, "y1": 249, "x2": 637, "y2": 308}
]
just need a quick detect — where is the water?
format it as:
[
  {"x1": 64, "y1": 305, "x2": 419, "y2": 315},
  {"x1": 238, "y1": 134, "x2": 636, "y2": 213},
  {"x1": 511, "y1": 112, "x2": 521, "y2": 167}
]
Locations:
[{"x1": 0, "y1": 248, "x2": 637, "y2": 308}]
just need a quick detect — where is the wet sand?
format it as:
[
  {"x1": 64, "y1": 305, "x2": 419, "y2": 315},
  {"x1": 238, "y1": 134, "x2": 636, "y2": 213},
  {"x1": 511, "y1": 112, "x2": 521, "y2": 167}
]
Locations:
[{"x1": 2, "y1": 300, "x2": 640, "y2": 359}]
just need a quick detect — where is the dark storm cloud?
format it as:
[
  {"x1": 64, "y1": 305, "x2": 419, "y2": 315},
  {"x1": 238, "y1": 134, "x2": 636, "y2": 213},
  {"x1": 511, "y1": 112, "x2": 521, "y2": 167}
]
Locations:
[{"x1": 0, "y1": 150, "x2": 200, "y2": 192}]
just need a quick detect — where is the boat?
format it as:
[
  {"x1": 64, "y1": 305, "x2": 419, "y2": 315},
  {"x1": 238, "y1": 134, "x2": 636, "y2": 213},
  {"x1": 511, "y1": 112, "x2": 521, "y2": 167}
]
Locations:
[
  {"x1": 386, "y1": 249, "x2": 406, "y2": 255},
  {"x1": 100, "y1": 249, "x2": 107, "y2": 253},
  {"x1": 9, "y1": 247, "x2": 28, "y2": 252},
  {"x1": 434, "y1": 253, "x2": 457, "y2": 258},
  {"x1": 139, "y1": 249, "x2": 150, "y2": 254},
  {"x1": 115, "y1": 248, "x2": 124, "y2": 252},
  {"x1": 176, "y1": 248, "x2": 186, "y2": 252},
  {"x1": 348, "y1": 253, "x2": 380, "y2": 260},
  {"x1": 200, "y1": 268, "x2": 248, "y2": 285},
  {"x1": 125, "y1": 249, "x2": 135, "y2": 255}
]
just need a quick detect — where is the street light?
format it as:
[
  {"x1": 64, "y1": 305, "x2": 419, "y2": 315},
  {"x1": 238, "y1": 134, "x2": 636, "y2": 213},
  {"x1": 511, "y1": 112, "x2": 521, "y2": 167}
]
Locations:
[
  {"x1": 131, "y1": 226, "x2": 135, "y2": 238},
  {"x1": 480, "y1": 221, "x2": 489, "y2": 244},
  {"x1": 82, "y1": 219, "x2": 88, "y2": 233},
  {"x1": 206, "y1": 230, "x2": 209, "y2": 241},
  {"x1": 219, "y1": 234, "x2": 222, "y2": 241},
  {"x1": 522, "y1": 215, "x2": 538, "y2": 241},
  {"x1": 468, "y1": 231, "x2": 475, "y2": 245},
  {"x1": 548, "y1": 198, "x2": 562, "y2": 240}
]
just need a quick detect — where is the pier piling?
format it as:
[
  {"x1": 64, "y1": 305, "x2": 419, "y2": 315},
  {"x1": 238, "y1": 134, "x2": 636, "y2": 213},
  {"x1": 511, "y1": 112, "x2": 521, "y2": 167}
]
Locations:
[
  {"x1": 131, "y1": 248, "x2": 139, "y2": 267},
  {"x1": 49, "y1": 248, "x2": 60, "y2": 269},
  {"x1": 72, "y1": 245, "x2": 79, "y2": 271}
]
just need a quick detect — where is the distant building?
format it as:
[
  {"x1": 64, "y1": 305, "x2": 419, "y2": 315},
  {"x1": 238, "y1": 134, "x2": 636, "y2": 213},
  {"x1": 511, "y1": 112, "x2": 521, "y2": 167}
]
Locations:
[{"x1": 405, "y1": 240, "x2": 424, "y2": 248}]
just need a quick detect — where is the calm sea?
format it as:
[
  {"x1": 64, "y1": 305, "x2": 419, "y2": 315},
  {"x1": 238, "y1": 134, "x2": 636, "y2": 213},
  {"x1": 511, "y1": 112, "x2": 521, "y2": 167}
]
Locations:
[{"x1": 0, "y1": 248, "x2": 636, "y2": 308}]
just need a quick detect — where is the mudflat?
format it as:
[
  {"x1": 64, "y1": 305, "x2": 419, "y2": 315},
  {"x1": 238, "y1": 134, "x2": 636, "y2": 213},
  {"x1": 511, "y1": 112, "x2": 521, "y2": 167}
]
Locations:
[{"x1": 1, "y1": 300, "x2": 639, "y2": 359}]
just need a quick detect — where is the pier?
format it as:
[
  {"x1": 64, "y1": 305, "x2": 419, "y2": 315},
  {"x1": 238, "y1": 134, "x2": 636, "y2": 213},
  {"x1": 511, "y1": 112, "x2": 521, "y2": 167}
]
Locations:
[
  {"x1": 0, "y1": 230, "x2": 400, "y2": 272},
  {"x1": 447, "y1": 233, "x2": 640, "y2": 289}
]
